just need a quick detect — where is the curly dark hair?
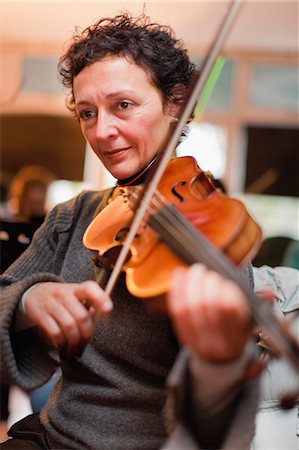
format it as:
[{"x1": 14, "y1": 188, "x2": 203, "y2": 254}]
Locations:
[{"x1": 58, "y1": 13, "x2": 196, "y2": 114}]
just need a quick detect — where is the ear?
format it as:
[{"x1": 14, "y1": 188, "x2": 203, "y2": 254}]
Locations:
[{"x1": 166, "y1": 83, "x2": 187, "y2": 119}]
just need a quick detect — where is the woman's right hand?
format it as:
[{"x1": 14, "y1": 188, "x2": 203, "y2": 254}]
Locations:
[{"x1": 23, "y1": 281, "x2": 113, "y2": 354}]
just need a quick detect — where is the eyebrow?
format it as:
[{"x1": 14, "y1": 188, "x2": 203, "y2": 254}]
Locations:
[{"x1": 75, "y1": 90, "x2": 137, "y2": 106}]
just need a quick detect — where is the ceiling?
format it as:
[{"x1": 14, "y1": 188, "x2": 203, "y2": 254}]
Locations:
[{"x1": 1, "y1": 1, "x2": 298, "y2": 55}]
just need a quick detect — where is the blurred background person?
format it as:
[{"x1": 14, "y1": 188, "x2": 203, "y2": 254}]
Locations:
[
  {"x1": 3, "y1": 165, "x2": 56, "y2": 225},
  {"x1": 0, "y1": 165, "x2": 56, "y2": 272}
]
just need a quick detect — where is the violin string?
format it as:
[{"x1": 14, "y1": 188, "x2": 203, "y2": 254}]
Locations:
[
  {"x1": 147, "y1": 199, "x2": 208, "y2": 263},
  {"x1": 148, "y1": 195, "x2": 230, "y2": 273},
  {"x1": 145, "y1": 198, "x2": 299, "y2": 370},
  {"x1": 141, "y1": 189, "x2": 220, "y2": 265},
  {"x1": 127, "y1": 186, "x2": 201, "y2": 259}
]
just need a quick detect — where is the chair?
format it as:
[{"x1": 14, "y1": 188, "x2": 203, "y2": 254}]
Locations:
[{"x1": 0, "y1": 220, "x2": 41, "y2": 273}]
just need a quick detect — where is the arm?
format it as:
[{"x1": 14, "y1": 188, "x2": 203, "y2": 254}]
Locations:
[
  {"x1": 163, "y1": 264, "x2": 260, "y2": 449},
  {"x1": 0, "y1": 191, "x2": 111, "y2": 390},
  {"x1": 0, "y1": 205, "x2": 66, "y2": 390}
]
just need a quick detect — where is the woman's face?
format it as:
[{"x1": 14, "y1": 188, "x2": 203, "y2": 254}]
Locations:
[{"x1": 73, "y1": 55, "x2": 176, "y2": 180}]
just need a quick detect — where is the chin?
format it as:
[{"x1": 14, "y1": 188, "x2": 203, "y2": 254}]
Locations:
[{"x1": 108, "y1": 164, "x2": 140, "y2": 181}]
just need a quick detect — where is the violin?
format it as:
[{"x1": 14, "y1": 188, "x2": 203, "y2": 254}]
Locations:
[{"x1": 83, "y1": 156, "x2": 262, "y2": 299}]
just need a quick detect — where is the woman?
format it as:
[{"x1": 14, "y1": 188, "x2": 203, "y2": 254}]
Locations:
[{"x1": 0, "y1": 14, "x2": 258, "y2": 449}]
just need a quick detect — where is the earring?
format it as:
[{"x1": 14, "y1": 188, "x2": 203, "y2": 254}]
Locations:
[{"x1": 171, "y1": 117, "x2": 179, "y2": 123}]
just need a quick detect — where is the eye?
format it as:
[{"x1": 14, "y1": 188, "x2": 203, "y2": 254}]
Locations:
[
  {"x1": 78, "y1": 109, "x2": 96, "y2": 121},
  {"x1": 118, "y1": 101, "x2": 132, "y2": 110}
]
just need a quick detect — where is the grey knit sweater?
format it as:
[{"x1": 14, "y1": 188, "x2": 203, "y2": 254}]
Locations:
[{"x1": 0, "y1": 189, "x2": 259, "y2": 450}]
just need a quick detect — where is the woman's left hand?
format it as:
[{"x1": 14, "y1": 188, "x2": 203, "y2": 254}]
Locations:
[{"x1": 167, "y1": 264, "x2": 251, "y2": 362}]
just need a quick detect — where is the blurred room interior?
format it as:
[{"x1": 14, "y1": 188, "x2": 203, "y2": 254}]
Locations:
[{"x1": 0, "y1": 0, "x2": 298, "y2": 262}]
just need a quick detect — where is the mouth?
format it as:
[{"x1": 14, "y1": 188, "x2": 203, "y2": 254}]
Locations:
[{"x1": 103, "y1": 147, "x2": 131, "y2": 160}]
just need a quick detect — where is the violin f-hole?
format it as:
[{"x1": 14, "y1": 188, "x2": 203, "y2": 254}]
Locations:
[{"x1": 171, "y1": 181, "x2": 187, "y2": 202}]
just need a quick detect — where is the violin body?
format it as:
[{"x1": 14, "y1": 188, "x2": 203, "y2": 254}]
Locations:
[{"x1": 83, "y1": 156, "x2": 262, "y2": 298}]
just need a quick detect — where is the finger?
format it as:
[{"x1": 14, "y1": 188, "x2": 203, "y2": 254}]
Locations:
[
  {"x1": 167, "y1": 266, "x2": 189, "y2": 322},
  {"x1": 168, "y1": 264, "x2": 205, "y2": 313},
  {"x1": 167, "y1": 265, "x2": 204, "y2": 345},
  {"x1": 197, "y1": 275, "x2": 251, "y2": 359},
  {"x1": 178, "y1": 266, "x2": 225, "y2": 354},
  {"x1": 46, "y1": 300, "x2": 83, "y2": 347},
  {"x1": 57, "y1": 281, "x2": 112, "y2": 348},
  {"x1": 37, "y1": 314, "x2": 66, "y2": 349},
  {"x1": 74, "y1": 281, "x2": 113, "y2": 315},
  {"x1": 193, "y1": 267, "x2": 250, "y2": 327},
  {"x1": 58, "y1": 293, "x2": 98, "y2": 340}
]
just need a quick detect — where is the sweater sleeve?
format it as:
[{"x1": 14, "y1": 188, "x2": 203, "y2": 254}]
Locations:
[
  {"x1": 163, "y1": 348, "x2": 259, "y2": 450},
  {"x1": 0, "y1": 192, "x2": 93, "y2": 390}
]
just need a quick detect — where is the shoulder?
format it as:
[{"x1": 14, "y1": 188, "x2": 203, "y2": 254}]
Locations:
[{"x1": 46, "y1": 188, "x2": 113, "y2": 233}]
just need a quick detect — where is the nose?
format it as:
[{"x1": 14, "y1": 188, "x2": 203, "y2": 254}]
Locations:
[{"x1": 95, "y1": 110, "x2": 119, "y2": 141}]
